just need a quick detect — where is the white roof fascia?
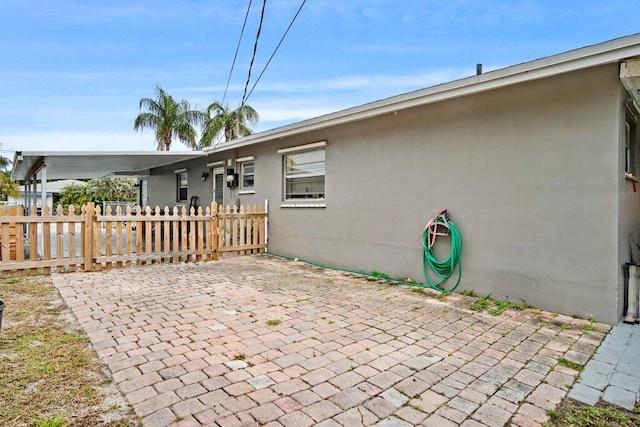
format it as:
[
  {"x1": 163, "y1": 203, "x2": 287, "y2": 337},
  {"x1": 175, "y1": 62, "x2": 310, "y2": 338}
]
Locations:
[
  {"x1": 11, "y1": 151, "x2": 205, "y2": 181},
  {"x1": 205, "y1": 33, "x2": 640, "y2": 154}
]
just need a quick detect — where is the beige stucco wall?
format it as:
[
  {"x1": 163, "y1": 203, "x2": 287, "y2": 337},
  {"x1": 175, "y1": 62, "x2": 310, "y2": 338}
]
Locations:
[
  {"x1": 617, "y1": 82, "x2": 640, "y2": 321},
  {"x1": 147, "y1": 156, "x2": 225, "y2": 211},
  {"x1": 147, "y1": 63, "x2": 635, "y2": 324}
]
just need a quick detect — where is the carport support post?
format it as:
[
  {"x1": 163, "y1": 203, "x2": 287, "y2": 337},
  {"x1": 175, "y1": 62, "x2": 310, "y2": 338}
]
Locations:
[
  {"x1": 84, "y1": 202, "x2": 95, "y2": 272},
  {"x1": 39, "y1": 164, "x2": 47, "y2": 258},
  {"x1": 40, "y1": 163, "x2": 47, "y2": 211}
]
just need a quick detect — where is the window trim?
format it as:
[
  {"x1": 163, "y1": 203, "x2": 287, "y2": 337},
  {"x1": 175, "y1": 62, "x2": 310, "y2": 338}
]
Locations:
[
  {"x1": 176, "y1": 171, "x2": 188, "y2": 202},
  {"x1": 277, "y1": 140, "x2": 326, "y2": 154},
  {"x1": 281, "y1": 143, "x2": 326, "y2": 203},
  {"x1": 212, "y1": 167, "x2": 224, "y2": 205},
  {"x1": 239, "y1": 158, "x2": 256, "y2": 194}
]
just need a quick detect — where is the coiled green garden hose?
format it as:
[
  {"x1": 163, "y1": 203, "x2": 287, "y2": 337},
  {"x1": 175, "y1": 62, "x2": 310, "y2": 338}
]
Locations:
[{"x1": 422, "y1": 210, "x2": 462, "y2": 292}]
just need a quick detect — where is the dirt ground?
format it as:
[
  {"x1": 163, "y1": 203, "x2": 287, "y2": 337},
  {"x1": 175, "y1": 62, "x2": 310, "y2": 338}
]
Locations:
[{"x1": 0, "y1": 275, "x2": 139, "y2": 427}]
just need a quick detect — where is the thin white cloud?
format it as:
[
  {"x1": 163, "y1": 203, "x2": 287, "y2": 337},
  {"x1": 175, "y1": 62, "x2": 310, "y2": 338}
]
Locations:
[
  {"x1": 1, "y1": 132, "x2": 187, "y2": 153},
  {"x1": 251, "y1": 103, "x2": 337, "y2": 123},
  {"x1": 11, "y1": 0, "x2": 232, "y2": 27},
  {"x1": 178, "y1": 69, "x2": 473, "y2": 96},
  {"x1": 318, "y1": 70, "x2": 468, "y2": 90}
]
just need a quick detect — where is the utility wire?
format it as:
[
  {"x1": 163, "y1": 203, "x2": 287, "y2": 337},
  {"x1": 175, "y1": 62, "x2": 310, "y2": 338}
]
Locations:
[
  {"x1": 240, "y1": 0, "x2": 267, "y2": 108},
  {"x1": 245, "y1": 0, "x2": 307, "y2": 103},
  {"x1": 221, "y1": 0, "x2": 253, "y2": 106}
]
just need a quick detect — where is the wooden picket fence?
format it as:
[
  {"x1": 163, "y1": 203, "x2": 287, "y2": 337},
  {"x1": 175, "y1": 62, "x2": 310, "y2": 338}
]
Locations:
[{"x1": 0, "y1": 202, "x2": 266, "y2": 275}]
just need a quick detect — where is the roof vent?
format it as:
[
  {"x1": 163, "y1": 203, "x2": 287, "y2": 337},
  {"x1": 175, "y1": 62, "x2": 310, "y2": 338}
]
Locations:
[{"x1": 476, "y1": 63, "x2": 483, "y2": 76}]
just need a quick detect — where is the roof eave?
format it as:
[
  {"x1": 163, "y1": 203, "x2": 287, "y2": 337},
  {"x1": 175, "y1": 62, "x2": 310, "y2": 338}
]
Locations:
[{"x1": 10, "y1": 151, "x2": 205, "y2": 181}]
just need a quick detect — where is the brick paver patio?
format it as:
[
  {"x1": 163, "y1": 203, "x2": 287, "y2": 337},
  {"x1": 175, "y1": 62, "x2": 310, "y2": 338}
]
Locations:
[{"x1": 52, "y1": 255, "x2": 609, "y2": 426}]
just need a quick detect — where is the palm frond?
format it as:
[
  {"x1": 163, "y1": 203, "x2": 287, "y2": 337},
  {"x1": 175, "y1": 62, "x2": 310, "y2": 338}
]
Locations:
[
  {"x1": 134, "y1": 85, "x2": 201, "y2": 151},
  {"x1": 199, "y1": 101, "x2": 260, "y2": 146}
]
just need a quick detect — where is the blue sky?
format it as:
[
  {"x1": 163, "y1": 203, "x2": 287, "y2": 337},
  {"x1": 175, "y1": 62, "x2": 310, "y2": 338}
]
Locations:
[{"x1": 0, "y1": 0, "x2": 638, "y2": 154}]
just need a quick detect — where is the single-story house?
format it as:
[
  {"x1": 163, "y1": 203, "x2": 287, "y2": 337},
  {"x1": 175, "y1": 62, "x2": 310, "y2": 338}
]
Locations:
[{"x1": 11, "y1": 33, "x2": 640, "y2": 324}]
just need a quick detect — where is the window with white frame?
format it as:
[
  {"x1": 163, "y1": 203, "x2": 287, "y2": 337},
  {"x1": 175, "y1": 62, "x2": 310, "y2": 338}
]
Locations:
[
  {"x1": 241, "y1": 161, "x2": 255, "y2": 190},
  {"x1": 283, "y1": 147, "x2": 325, "y2": 200},
  {"x1": 177, "y1": 171, "x2": 188, "y2": 202}
]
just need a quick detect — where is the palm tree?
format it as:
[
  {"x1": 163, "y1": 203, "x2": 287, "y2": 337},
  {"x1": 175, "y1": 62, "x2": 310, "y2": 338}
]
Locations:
[
  {"x1": 0, "y1": 171, "x2": 19, "y2": 200},
  {"x1": 0, "y1": 156, "x2": 9, "y2": 172},
  {"x1": 134, "y1": 86, "x2": 202, "y2": 151},
  {"x1": 0, "y1": 143, "x2": 16, "y2": 201},
  {"x1": 0, "y1": 142, "x2": 11, "y2": 171},
  {"x1": 199, "y1": 102, "x2": 259, "y2": 149}
]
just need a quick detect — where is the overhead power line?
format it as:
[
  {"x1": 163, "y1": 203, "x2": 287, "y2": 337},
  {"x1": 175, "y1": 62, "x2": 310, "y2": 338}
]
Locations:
[
  {"x1": 245, "y1": 0, "x2": 307, "y2": 103},
  {"x1": 221, "y1": 0, "x2": 253, "y2": 106},
  {"x1": 240, "y1": 0, "x2": 267, "y2": 108}
]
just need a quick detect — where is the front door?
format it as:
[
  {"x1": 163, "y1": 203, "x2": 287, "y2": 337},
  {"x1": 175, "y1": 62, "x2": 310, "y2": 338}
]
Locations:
[{"x1": 212, "y1": 167, "x2": 224, "y2": 207}]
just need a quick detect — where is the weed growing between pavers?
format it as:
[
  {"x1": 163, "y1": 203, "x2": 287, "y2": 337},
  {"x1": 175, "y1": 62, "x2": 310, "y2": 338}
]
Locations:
[
  {"x1": 469, "y1": 294, "x2": 535, "y2": 316},
  {"x1": 557, "y1": 358, "x2": 585, "y2": 372},
  {"x1": 546, "y1": 399, "x2": 640, "y2": 426},
  {"x1": 436, "y1": 292, "x2": 450, "y2": 301},
  {"x1": 370, "y1": 271, "x2": 391, "y2": 280},
  {"x1": 0, "y1": 276, "x2": 137, "y2": 426},
  {"x1": 460, "y1": 289, "x2": 478, "y2": 297}
]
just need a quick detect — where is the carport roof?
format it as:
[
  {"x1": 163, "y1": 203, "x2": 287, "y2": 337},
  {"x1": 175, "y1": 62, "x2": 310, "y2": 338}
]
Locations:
[{"x1": 11, "y1": 151, "x2": 204, "y2": 181}]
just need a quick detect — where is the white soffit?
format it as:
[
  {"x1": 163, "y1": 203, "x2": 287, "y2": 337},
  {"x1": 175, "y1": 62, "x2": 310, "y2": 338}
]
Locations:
[
  {"x1": 10, "y1": 151, "x2": 204, "y2": 181},
  {"x1": 621, "y1": 59, "x2": 640, "y2": 105}
]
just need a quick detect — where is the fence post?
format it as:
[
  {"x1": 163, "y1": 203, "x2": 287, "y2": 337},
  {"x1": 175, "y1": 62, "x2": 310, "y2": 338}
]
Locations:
[
  {"x1": 42, "y1": 205, "x2": 51, "y2": 274},
  {"x1": 259, "y1": 205, "x2": 265, "y2": 253},
  {"x1": 29, "y1": 204, "x2": 38, "y2": 275},
  {"x1": 211, "y1": 202, "x2": 218, "y2": 260},
  {"x1": 84, "y1": 202, "x2": 95, "y2": 272}
]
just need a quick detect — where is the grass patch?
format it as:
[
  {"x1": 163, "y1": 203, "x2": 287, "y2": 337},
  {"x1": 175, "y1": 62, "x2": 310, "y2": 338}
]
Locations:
[
  {"x1": 370, "y1": 271, "x2": 391, "y2": 280},
  {"x1": 266, "y1": 319, "x2": 282, "y2": 326},
  {"x1": 469, "y1": 294, "x2": 532, "y2": 316},
  {"x1": 461, "y1": 289, "x2": 477, "y2": 297},
  {"x1": 546, "y1": 399, "x2": 640, "y2": 426},
  {"x1": 32, "y1": 417, "x2": 66, "y2": 427},
  {"x1": 546, "y1": 409, "x2": 560, "y2": 419},
  {"x1": 470, "y1": 298, "x2": 489, "y2": 312},
  {"x1": 0, "y1": 276, "x2": 137, "y2": 426},
  {"x1": 557, "y1": 357, "x2": 584, "y2": 372},
  {"x1": 436, "y1": 292, "x2": 450, "y2": 301}
]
